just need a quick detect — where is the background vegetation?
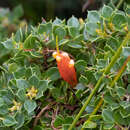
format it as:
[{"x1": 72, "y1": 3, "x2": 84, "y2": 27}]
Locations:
[
  {"x1": 1, "y1": 0, "x2": 129, "y2": 23},
  {"x1": 0, "y1": 0, "x2": 130, "y2": 130}
]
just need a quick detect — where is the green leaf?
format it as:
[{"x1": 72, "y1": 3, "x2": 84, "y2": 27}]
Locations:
[
  {"x1": 85, "y1": 106, "x2": 94, "y2": 114},
  {"x1": 24, "y1": 99, "x2": 37, "y2": 114},
  {"x1": 8, "y1": 63, "x2": 18, "y2": 73},
  {"x1": 23, "y1": 34, "x2": 39, "y2": 49},
  {"x1": 14, "y1": 112, "x2": 24, "y2": 129},
  {"x1": 73, "y1": 34, "x2": 84, "y2": 41},
  {"x1": 75, "y1": 83, "x2": 85, "y2": 90},
  {"x1": 17, "y1": 88, "x2": 26, "y2": 101},
  {"x1": 89, "y1": 115, "x2": 102, "y2": 121},
  {"x1": 38, "y1": 22, "x2": 52, "y2": 36},
  {"x1": 102, "y1": 109, "x2": 115, "y2": 123},
  {"x1": 104, "y1": 92, "x2": 116, "y2": 104},
  {"x1": 36, "y1": 80, "x2": 49, "y2": 99},
  {"x1": 18, "y1": 126, "x2": 30, "y2": 130},
  {"x1": 54, "y1": 115, "x2": 63, "y2": 127},
  {"x1": 122, "y1": 47, "x2": 130, "y2": 57},
  {"x1": 85, "y1": 22, "x2": 99, "y2": 36},
  {"x1": 128, "y1": 74, "x2": 130, "y2": 83},
  {"x1": 58, "y1": 39, "x2": 69, "y2": 46},
  {"x1": 82, "y1": 120, "x2": 97, "y2": 128},
  {"x1": 127, "y1": 84, "x2": 130, "y2": 94},
  {"x1": 94, "y1": 72, "x2": 102, "y2": 81},
  {"x1": 29, "y1": 75, "x2": 39, "y2": 87},
  {"x1": 53, "y1": 26, "x2": 66, "y2": 41},
  {"x1": 110, "y1": 103, "x2": 120, "y2": 111},
  {"x1": 120, "y1": 107, "x2": 130, "y2": 118},
  {"x1": 103, "y1": 123, "x2": 114, "y2": 129},
  {"x1": 75, "y1": 60, "x2": 87, "y2": 73},
  {"x1": 85, "y1": 70, "x2": 96, "y2": 84},
  {"x1": 25, "y1": 67, "x2": 32, "y2": 78},
  {"x1": 33, "y1": 125, "x2": 43, "y2": 130},
  {"x1": 87, "y1": 11, "x2": 100, "y2": 23},
  {"x1": 128, "y1": 62, "x2": 130, "y2": 71},
  {"x1": 14, "y1": 67, "x2": 26, "y2": 79},
  {"x1": 68, "y1": 27, "x2": 79, "y2": 38},
  {"x1": 45, "y1": 67, "x2": 60, "y2": 81},
  {"x1": 97, "y1": 59, "x2": 108, "y2": 69},
  {"x1": 104, "y1": 44, "x2": 115, "y2": 54},
  {"x1": 16, "y1": 79, "x2": 29, "y2": 89},
  {"x1": 0, "y1": 39, "x2": 14, "y2": 58},
  {"x1": 11, "y1": 5, "x2": 24, "y2": 20},
  {"x1": 120, "y1": 101, "x2": 130, "y2": 109},
  {"x1": 0, "y1": 105, "x2": 8, "y2": 115},
  {"x1": 53, "y1": 18, "x2": 62, "y2": 25},
  {"x1": 113, "y1": 110, "x2": 128, "y2": 125},
  {"x1": 106, "y1": 37, "x2": 120, "y2": 51},
  {"x1": 116, "y1": 87, "x2": 126, "y2": 97},
  {"x1": 3, "y1": 116, "x2": 17, "y2": 127},
  {"x1": 0, "y1": 42, "x2": 11, "y2": 58},
  {"x1": 125, "y1": 4, "x2": 130, "y2": 15},
  {"x1": 1, "y1": 39, "x2": 14, "y2": 50},
  {"x1": 51, "y1": 87, "x2": 61, "y2": 99},
  {"x1": 63, "y1": 116, "x2": 73, "y2": 124},
  {"x1": 102, "y1": 5, "x2": 113, "y2": 19},
  {"x1": 0, "y1": 98, "x2": 4, "y2": 107},
  {"x1": 31, "y1": 65, "x2": 41, "y2": 77},
  {"x1": 0, "y1": 8, "x2": 9, "y2": 18},
  {"x1": 0, "y1": 121, "x2": 4, "y2": 128},
  {"x1": 112, "y1": 13, "x2": 127, "y2": 30},
  {"x1": 79, "y1": 75, "x2": 88, "y2": 85},
  {"x1": 67, "y1": 16, "x2": 79, "y2": 27},
  {"x1": 15, "y1": 28, "x2": 23, "y2": 42},
  {"x1": 67, "y1": 41, "x2": 82, "y2": 49},
  {"x1": 62, "y1": 124, "x2": 71, "y2": 130},
  {"x1": 46, "y1": 39, "x2": 56, "y2": 48},
  {"x1": 0, "y1": 90, "x2": 13, "y2": 105}
]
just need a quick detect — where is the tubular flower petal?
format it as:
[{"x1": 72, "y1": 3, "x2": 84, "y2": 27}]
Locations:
[
  {"x1": 56, "y1": 56, "x2": 61, "y2": 62},
  {"x1": 52, "y1": 51, "x2": 58, "y2": 58},
  {"x1": 69, "y1": 59, "x2": 74, "y2": 68},
  {"x1": 53, "y1": 51, "x2": 77, "y2": 87}
]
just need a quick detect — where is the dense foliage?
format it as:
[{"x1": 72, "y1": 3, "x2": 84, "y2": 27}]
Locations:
[{"x1": 0, "y1": 3, "x2": 130, "y2": 130}]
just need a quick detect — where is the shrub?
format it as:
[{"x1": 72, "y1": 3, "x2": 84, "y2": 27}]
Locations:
[{"x1": 0, "y1": 3, "x2": 130, "y2": 130}]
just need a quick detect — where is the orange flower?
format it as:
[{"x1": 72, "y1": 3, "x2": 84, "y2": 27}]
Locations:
[
  {"x1": 52, "y1": 36, "x2": 77, "y2": 87},
  {"x1": 53, "y1": 51, "x2": 77, "y2": 87}
]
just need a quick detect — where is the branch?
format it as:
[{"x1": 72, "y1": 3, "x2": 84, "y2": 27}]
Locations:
[
  {"x1": 33, "y1": 102, "x2": 56, "y2": 127},
  {"x1": 51, "y1": 106, "x2": 59, "y2": 130},
  {"x1": 82, "y1": 0, "x2": 94, "y2": 12}
]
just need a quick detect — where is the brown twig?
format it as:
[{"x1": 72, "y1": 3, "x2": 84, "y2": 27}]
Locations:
[
  {"x1": 82, "y1": 0, "x2": 94, "y2": 12},
  {"x1": 76, "y1": 118, "x2": 86, "y2": 126},
  {"x1": 63, "y1": 104, "x2": 79, "y2": 111},
  {"x1": 33, "y1": 102, "x2": 56, "y2": 127},
  {"x1": 43, "y1": 48, "x2": 49, "y2": 70},
  {"x1": 51, "y1": 106, "x2": 59, "y2": 130}
]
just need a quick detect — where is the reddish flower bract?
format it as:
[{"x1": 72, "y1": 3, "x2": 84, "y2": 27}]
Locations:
[{"x1": 53, "y1": 51, "x2": 77, "y2": 87}]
